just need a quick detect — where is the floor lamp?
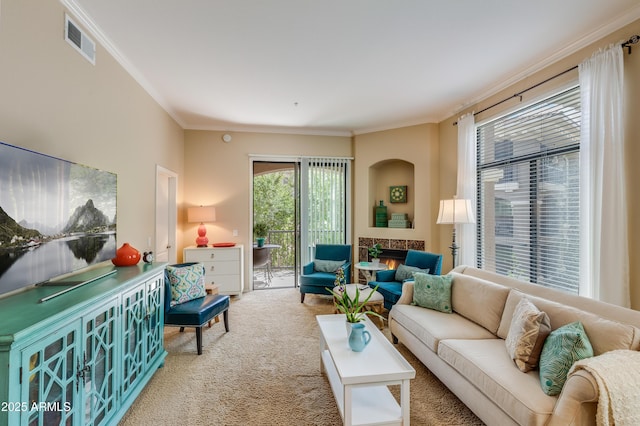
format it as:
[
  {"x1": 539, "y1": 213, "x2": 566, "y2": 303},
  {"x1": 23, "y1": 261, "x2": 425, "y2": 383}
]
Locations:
[{"x1": 437, "y1": 197, "x2": 475, "y2": 268}]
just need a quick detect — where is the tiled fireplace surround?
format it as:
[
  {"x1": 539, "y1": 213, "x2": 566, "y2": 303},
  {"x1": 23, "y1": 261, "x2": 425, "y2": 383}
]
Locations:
[{"x1": 356, "y1": 237, "x2": 425, "y2": 283}]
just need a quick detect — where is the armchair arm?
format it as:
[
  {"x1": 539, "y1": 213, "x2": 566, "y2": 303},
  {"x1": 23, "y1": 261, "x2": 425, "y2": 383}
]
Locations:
[
  {"x1": 375, "y1": 269, "x2": 397, "y2": 282},
  {"x1": 396, "y1": 281, "x2": 415, "y2": 305},
  {"x1": 302, "y1": 261, "x2": 314, "y2": 275}
]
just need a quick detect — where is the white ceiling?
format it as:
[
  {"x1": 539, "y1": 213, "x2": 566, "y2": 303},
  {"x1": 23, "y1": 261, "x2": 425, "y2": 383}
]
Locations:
[{"x1": 66, "y1": 0, "x2": 640, "y2": 136}]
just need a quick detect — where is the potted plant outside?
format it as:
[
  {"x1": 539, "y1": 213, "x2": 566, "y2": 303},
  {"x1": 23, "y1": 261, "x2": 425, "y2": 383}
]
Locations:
[
  {"x1": 253, "y1": 222, "x2": 268, "y2": 247},
  {"x1": 368, "y1": 243, "x2": 383, "y2": 264}
]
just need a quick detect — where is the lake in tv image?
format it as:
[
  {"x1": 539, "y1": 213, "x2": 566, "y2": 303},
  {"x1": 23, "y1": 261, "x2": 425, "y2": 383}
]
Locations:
[{"x1": 0, "y1": 142, "x2": 117, "y2": 296}]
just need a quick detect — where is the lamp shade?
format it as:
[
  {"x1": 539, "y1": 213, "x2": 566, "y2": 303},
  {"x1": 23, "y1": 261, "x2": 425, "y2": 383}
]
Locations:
[
  {"x1": 436, "y1": 199, "x2": 475, "y2": 225},
  {"x1": 187, "y1": 206, "x2": 216, "y2": 223}
]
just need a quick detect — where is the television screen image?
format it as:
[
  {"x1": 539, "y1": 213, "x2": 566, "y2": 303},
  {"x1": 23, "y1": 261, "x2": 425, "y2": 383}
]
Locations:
[{"x1": 0, "y1": 142, "x2": 117, "y2": 297}]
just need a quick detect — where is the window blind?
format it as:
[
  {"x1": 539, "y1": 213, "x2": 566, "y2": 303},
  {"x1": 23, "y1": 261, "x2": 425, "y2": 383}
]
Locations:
[
  {"x1": 299, "y1": 158, "x2": 351, "y2": 265},
  {"x1": 476, "y1": 86, "x2": 581, "y2": 293}
]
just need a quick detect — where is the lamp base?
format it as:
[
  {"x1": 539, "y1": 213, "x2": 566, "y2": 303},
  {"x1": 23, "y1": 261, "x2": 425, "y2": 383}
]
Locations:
[{"x1": 196, "y1": 223, "x2": 209, "y2": 247}]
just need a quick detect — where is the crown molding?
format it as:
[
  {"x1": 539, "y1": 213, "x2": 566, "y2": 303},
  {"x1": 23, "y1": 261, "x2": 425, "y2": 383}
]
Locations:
[
  {"x1": 60, "y1": 0, "x2": 640, "y2": 135},
  {"x1": 185, "y1": 123, "x2": 353, "y2": 137}
]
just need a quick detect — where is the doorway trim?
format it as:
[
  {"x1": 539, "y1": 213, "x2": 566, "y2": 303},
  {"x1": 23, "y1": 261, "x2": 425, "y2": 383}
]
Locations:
[
  {"x1": 249, "y1": 155, "x2": 299, "y2": 291},
  {"x1": 155, "y1": 165, "x2": 178, "y2": 264}
]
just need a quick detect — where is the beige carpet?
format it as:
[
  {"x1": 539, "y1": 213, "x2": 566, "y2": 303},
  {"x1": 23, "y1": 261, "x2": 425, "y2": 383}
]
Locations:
[{"x1": 119, "y1": 288, "x2": 483, "y2": 425}]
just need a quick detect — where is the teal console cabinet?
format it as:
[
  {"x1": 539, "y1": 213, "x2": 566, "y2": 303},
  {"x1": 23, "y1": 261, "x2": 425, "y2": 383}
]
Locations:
[{"x1": 0, "y1": 263, "x2": 167, "y2": 426}]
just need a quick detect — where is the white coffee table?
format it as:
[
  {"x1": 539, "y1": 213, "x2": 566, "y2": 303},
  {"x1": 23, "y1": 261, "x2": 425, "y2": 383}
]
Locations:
[{"x1": 317, "y1": 314, "x2": 415, "y2": 425}]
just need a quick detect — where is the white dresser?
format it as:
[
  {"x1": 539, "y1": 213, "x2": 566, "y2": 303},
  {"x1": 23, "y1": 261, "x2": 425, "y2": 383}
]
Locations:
[{"x1": 183, "y1": 245, "x2": 244, "y2": 296}]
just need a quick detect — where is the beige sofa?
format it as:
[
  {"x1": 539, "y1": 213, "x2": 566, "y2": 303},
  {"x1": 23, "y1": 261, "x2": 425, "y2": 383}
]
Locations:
[{"x1": 389, "y1": 265, "x2": 640, "y2": 426}]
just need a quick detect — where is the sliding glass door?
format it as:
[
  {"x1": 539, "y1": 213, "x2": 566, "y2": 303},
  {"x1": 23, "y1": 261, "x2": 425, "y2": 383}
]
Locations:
[{"x1": 251, "y1": 157, "x2": 351, "y2": 289}]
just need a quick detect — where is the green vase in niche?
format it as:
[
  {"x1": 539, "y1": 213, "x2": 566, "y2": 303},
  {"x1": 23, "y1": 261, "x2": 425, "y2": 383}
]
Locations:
[{"x1": 375, "y1": 200, "x2": 388, "y2": 227}]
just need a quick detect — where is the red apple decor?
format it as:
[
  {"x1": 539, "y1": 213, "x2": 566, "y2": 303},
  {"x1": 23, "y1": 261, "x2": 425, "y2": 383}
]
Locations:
[{"x1": 112, "y1": 243, "x2": 141, "y2": 266}]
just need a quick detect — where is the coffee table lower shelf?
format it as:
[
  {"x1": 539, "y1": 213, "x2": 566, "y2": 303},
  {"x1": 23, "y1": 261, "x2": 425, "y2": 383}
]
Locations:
[{"x1": 321, "y1": 349, "x2": 405, "y2": 425}]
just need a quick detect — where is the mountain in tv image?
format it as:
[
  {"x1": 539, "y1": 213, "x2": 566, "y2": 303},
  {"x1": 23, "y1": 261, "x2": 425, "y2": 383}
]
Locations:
[
  {"x1": 63, "y1": 199, "x2": 115, "y2": 234},
  {"x1": 0, "y1": 199, "x2": 115, "y2": 248},
  {"x1": 0, "y1": 205, "x2": 42, "y2": 247}
]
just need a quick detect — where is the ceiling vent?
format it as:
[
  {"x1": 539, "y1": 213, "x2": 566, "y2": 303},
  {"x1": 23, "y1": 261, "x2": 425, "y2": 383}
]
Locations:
[{"x1": 65, "y1": 14, "x2": 95, "y2": 65}]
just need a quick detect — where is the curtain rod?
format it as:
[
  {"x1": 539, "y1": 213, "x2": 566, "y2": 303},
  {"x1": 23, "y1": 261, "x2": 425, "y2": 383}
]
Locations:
[{"x1": 453, "y1": 34, "x2": 639, "y2": 126}]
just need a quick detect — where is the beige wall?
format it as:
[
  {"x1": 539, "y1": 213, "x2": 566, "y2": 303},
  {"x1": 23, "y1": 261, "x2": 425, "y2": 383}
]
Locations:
[
  {"x1": 353, "y1": 124, "x2": 440, "y2": 261},
  {"x1": 183, "y1": 130, "x2": 352, "y2": 291},
  {"x1": 438, "y1": 19, "x2": 640, "y2": 308},
  {"x1": 0, "y1": 0, "x2": 185, "y2": 256},
  {"x1": 2, "y1": 0, "x2": 638, "y2": 308}
]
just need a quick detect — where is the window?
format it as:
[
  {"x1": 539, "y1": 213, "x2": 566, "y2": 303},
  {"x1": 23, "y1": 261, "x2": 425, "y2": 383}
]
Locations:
[{"x1": 476, "y1": 87, "x2": 581, "y2": 293}]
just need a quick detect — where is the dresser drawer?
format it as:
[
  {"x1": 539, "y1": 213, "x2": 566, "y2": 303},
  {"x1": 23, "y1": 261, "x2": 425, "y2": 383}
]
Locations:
[
  {"x1": 185, "y1": 248, "x2": 238, "y2": 262},
  {"x1": 206, "y1": 275, "x2": 241, "y2": 294},
  {"x1": 201, "y1": 261, "x2": 240, "y2": 276}
]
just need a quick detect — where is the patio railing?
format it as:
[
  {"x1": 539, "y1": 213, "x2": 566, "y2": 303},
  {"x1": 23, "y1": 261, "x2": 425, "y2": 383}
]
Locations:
[{"x1": 266, "y1": 230, "x2": 295, "y2": 270}]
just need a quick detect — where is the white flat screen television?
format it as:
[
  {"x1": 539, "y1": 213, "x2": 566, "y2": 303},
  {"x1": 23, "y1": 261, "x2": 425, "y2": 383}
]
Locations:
[{"x1": 0, "y1": 141, "x2": 117, "y2": 298}]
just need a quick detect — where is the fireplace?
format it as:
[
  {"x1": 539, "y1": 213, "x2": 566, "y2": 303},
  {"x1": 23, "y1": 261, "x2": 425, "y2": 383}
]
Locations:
[
  {"x1": 357, "y1": 237, "x2": 425, "y2": 283},
  {"x1": 369, "y1": 248, "x2": 407, "y2": 270}
]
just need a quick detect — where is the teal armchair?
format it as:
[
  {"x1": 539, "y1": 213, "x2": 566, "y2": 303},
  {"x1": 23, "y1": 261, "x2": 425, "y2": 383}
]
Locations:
[
  {"x1": 368, "y1": 249, "x2": 442, "y2": 310},
  {"x1": 300, "y1": 244, "x2": 352, "y2": 302}
]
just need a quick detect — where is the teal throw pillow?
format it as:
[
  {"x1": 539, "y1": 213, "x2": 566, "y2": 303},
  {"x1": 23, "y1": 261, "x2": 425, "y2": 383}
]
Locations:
[
  {"x1": 539, "y1": 321, "x2": 594, "y2": 396},
  {"x1": 166, "y1": 263, "x2": 206, "y2": 307},
  {"x1": 412, "y1": 272, "x2": 452, "y2": 313},
  {"x1": 314, "y1": 259, "x2": 346, "y2": 273},
  {"x1": 395, "y1": 264, "x2": 430, "y2": 282}
]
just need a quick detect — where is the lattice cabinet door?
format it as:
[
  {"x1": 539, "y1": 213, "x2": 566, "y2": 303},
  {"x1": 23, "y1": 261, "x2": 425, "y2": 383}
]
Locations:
[
  {"x1": 120, "y1": 283, "x2": 146, "y2": 402},
  {"x1": 144, "y1": 276, "x2": 164, "y2": 365},
  {"x1": 19, "y1": 320, "x2": 81, "y2": 426},
  {"x1": 81, "y1": 297, "x2": 119, "y2": 426}
]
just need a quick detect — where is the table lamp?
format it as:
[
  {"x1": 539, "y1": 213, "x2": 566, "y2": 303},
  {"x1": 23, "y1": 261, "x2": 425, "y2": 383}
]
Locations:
[
  {"x1": 188, "y1": 206, "x2": 216, "y2": 247},
  {"x1": 436, "y1": 197, "x2": 474, "y2": 267}
]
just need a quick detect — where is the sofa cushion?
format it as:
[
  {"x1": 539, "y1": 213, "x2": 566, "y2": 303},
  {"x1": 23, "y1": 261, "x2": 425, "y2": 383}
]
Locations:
[
  {"x1": 451, "y1": 272, "x2": 510, "y2": 335},
  {"x1": 166, "y1": 263, "x2": 206, "y2": 307},
  {"x1": 539, "y1": 321, "x2": 594, "y2": 396},
  {"x1": 395, "y1": 264, "x2": 429, "y2": 282},
  {"x1": 313, "y1": 259, "x2": 345, "y2": 272},
  {"x1": 438, "y1": 339, "x2": 556, "y2": 426},
  {"x1": 390, "y1": 304, "x2": 496, "y2": 352},
  {"x1": 505, "y1": 297, "x2": 551, "y2": 372},
  {"x1": 413, "y1": 273, "x2": 452, "y2": 313},
  {"x1": 497, "y1": 290, "x2": 636, "y2": 355}
]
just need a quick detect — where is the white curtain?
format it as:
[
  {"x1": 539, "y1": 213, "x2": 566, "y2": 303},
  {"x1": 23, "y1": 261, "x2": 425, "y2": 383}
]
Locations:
[
  {"x1": 456, "y1": 113, "x2": 477, "y2": 267},
  {"x1": 578, "y1": 44, "x2": 629, "y2": 306}
]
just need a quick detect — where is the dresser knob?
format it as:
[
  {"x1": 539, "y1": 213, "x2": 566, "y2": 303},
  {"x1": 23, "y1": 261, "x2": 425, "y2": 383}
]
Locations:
[
  {"x1": 210, "y1": 253, "x2": 215, "y2": 259},
  {"x1": 210, "y1": 266, "x2": 215, "y2": 272}
]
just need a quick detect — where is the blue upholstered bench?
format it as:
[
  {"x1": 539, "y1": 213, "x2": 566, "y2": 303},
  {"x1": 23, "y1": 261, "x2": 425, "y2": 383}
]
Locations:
[{"x1": 164, "y1": 264, "x2": 230, "y2": 355}]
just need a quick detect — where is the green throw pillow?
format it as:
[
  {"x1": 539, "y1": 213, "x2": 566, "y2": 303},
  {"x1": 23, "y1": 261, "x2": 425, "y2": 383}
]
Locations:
[
  {"x1": 166, "y1": 263, "x2": 206, "y2": 307},
  {"x1": 395, "y1": 264, "x2": 430, "y2": 282},
  {"x1": 412, "y1": 272, "x2": 452, "y2": 313},
  {"x1": 314, "y1": 259, "x2": 346, "y2": 273},
  {"x1": 539, "y1": 321, "x2": 594, "y2": 396}
]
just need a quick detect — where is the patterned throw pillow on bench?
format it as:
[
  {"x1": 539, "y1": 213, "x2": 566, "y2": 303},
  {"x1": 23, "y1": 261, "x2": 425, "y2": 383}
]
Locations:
[{"x1": 166, "y1": 262, "x2": 206, "y2": 306}]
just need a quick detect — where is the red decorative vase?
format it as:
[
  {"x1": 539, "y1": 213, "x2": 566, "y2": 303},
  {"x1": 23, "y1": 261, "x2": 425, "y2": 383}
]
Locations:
[{"x1": 112, "y1": 243, "x2": 141, "y2": 266}]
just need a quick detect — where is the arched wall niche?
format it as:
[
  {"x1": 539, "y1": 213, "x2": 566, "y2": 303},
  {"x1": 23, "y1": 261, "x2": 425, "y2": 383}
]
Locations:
[{"x1": 368, "y1": 159, "x2": 415, "y2": 227}]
